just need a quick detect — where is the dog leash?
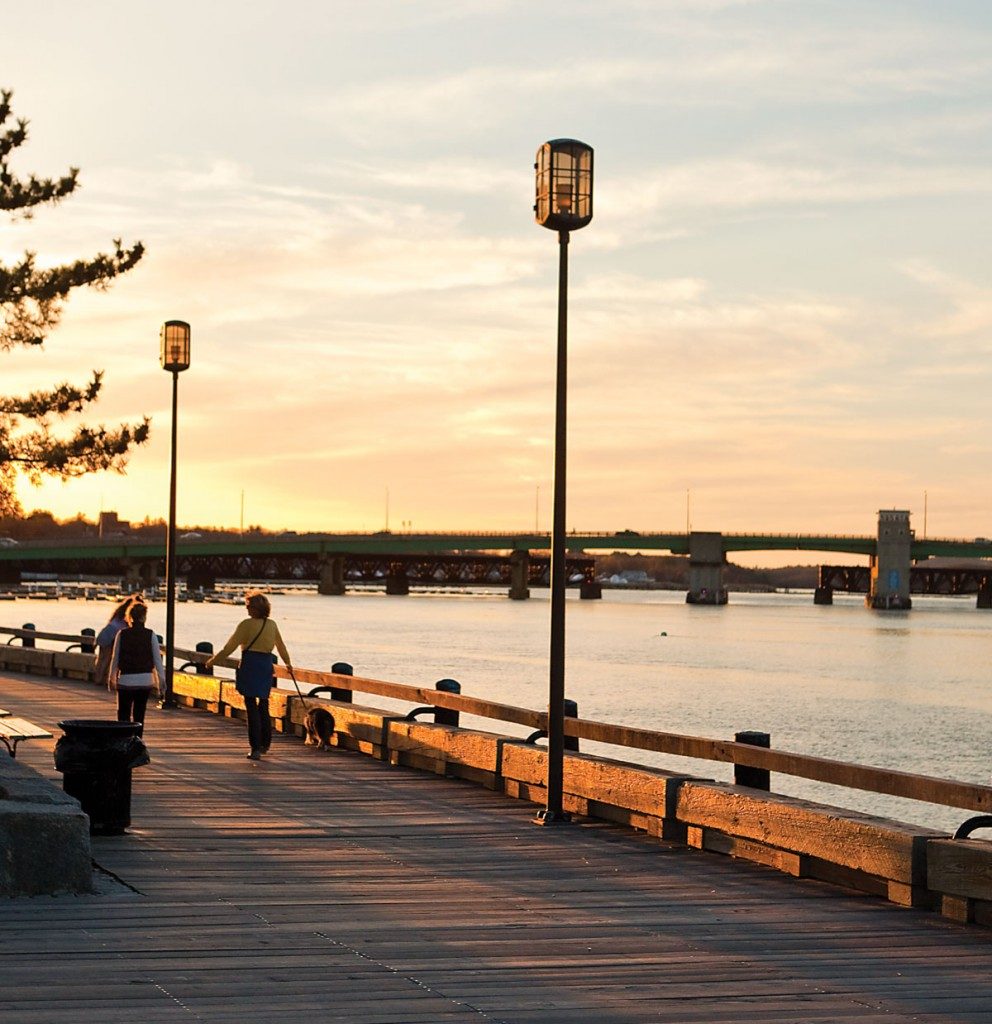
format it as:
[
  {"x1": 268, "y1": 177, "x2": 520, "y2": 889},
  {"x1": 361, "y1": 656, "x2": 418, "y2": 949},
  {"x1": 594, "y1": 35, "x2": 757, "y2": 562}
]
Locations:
[{"x1": 286, "y1": 664, "x2": 310, "y2": 710}]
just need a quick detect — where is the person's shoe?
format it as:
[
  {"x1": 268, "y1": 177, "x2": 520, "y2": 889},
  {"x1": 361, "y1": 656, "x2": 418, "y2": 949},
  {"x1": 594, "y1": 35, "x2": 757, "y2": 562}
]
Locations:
[
  {"x1": 246, "y1": 750, "x2": 261, "y2": 761},
  {"x1": 260, "y1": 745, "x2": 270, "y2": 754}
]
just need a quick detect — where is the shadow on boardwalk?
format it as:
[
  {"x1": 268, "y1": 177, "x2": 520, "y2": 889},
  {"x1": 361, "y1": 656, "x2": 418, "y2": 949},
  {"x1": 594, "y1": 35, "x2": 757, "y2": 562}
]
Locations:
[{"x1": 3, "y1": 670, "x2": 992, "y2": 1024}]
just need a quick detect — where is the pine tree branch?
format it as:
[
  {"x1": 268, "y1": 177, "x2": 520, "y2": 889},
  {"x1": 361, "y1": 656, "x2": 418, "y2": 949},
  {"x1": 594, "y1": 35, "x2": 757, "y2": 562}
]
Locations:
[
  {"x1": 0, "y1": 89, "x2": 79, "y2": 214},
  {"x1": 2, "y1": 417, "x2": 151, "y2": 480},
  {"x1": 0, "y1": 88, "x2": 150, "y2": 511},
  {"x1": 0, "y1": 372, "x2": 103, "y2": 419},
  {"x1": 0, "y1": 241, "x2": 145, "y2": 349}
]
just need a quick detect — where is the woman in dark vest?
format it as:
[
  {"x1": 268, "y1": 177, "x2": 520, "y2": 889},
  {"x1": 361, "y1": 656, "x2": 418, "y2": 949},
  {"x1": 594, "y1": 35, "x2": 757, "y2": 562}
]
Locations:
[
  {"x1": 207, "y1": 590, "x2": 292, "y2": 760},
  {"x1": 109, "y1": 601, "x2": 164, "y2": 732},
  {"x1": 94, "y1": 596, "x2": 134, "y2": 688}
]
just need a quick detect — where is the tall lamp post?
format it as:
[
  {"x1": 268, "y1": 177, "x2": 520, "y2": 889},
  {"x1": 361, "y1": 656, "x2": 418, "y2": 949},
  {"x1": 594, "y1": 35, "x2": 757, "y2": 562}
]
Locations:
[
  {"x1": 159, "y1": 320, "x2": 191, "y2": 709},
  {"x1": 533, "y1": 139, "x2": 593, "y2": 825}
]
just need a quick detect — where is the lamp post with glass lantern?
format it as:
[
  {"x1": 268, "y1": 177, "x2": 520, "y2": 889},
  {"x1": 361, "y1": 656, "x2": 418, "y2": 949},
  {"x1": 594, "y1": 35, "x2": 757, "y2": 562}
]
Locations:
[
  {"x1": 533, "y1": 139, "x2": 593, "y2": 825},
  {"x1": 159, "y1": 320, "x2": 191, "y2": 709}
]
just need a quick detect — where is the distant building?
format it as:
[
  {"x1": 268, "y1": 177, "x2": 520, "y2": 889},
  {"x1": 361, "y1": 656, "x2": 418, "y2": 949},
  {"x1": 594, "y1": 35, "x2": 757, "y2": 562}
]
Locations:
[{"x1": 98, "y1": 511, "x2": 130, "y2": 539}]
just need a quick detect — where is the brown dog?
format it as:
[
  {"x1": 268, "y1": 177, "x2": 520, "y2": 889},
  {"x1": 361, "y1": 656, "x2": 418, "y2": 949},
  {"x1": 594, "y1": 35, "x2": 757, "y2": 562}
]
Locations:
[{"x1": 303, "y1": 707, "x2": 336, "y2": 751}]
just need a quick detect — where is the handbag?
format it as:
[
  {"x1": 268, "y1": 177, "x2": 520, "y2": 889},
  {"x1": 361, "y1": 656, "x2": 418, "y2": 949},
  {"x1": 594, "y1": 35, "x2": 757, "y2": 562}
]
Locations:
[{"x1": 235, "y1": 619, "x2": 269, "y2": 695}]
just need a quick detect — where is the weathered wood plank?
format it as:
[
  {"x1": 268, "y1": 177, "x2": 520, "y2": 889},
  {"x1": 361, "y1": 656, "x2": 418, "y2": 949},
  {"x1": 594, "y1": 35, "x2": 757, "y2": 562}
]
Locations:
[
  {"x1": 929, "y1": 838, "x2": 992, "y2": 901},
  {"x1": 676, "y1": 779, "x2": 944, "y2": 884}
]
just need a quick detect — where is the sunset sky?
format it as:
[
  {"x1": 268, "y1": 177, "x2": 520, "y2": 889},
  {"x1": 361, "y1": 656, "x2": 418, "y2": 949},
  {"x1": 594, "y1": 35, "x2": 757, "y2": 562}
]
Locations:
[{"x1": 3, "y1": 1, "x2": 991, "y2": 549}]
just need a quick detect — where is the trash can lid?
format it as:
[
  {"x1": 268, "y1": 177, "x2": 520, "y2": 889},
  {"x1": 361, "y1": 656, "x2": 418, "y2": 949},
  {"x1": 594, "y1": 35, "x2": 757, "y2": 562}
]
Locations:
[{"x1": 57, "y1": 719, "x2": 144, "y2": 738}]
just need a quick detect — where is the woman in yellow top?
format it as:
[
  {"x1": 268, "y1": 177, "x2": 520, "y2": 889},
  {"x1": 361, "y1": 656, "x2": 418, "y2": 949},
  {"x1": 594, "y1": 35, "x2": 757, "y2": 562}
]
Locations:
[{"x1": 207, "y1": 590, "x2": 292, "y2": 760}]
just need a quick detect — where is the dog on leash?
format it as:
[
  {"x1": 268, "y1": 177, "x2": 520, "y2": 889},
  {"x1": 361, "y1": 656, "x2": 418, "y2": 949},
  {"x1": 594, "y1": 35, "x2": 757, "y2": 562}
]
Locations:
[{"x1": 303, "y1": 707, "x2": 336, "y2": 751}]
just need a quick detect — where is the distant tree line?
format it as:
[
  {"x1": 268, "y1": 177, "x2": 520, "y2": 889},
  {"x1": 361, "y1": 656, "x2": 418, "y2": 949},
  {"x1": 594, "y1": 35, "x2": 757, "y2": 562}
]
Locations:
[
  {"x1": 593, "y1": 552, "x2": 817, "y2": 589},
  {"x1": 0, "y1": 511, "x2": 275, "y2": 542}
]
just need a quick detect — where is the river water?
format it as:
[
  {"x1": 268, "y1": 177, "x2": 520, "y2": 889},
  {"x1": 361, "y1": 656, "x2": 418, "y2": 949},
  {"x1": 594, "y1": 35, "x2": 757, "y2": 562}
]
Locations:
[{"x1": 8, "y1": 587, "x2": 991, "y2": 834}]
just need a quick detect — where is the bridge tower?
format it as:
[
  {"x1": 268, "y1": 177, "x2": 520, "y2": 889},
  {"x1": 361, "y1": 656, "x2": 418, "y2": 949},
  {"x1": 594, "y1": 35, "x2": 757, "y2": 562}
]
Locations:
[
  {"x1": 686, "y1": 532, "x2": 727, "y2": 605},
  {"x1": 868, "y1": 510, "x2": 912, "y2": 610}
]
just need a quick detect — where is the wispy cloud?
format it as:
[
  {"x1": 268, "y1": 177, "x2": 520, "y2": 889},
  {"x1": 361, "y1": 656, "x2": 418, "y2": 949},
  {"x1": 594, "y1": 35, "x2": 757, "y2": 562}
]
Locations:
[{"x1": 4, "y1": 0, "x2": 992, "y2": 539}]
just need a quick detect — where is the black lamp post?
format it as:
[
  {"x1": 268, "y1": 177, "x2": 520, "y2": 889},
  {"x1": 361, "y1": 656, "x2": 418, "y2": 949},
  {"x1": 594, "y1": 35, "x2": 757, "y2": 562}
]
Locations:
[
  {"x1": 159, "y1": 319, "x2": 191, "y2": 709},
  {"x1": 533, "y1": 139, "x2": 593, "y2": 825}
]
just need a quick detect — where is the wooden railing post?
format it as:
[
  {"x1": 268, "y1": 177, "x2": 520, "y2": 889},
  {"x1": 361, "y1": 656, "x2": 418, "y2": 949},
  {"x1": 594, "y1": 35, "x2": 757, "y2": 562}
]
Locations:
[
  {"x1": 434, "y1": 679, "x2": 461, "y2": 726},
  {"x1": 195, "y1": 642, "x2": 214, "y2": 676},
  {"x1": 330, "y1": 662, "x2": 353, "y2": 702},
  {"x1": 79, "y1": 628, "x2": 96, "y2": 655},
  {"x1": 564, "y1": 699, "x2": 579, "y2": 752},
  {"x1": 735, "y1": 730, "x2": 770, "y2": 791}
]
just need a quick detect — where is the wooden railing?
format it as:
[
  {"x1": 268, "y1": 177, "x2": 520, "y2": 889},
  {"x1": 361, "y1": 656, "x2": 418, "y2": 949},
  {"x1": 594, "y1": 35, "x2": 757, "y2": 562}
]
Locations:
[{"x1": 4, "y1": 624, "x2": 992, "y2": 815}]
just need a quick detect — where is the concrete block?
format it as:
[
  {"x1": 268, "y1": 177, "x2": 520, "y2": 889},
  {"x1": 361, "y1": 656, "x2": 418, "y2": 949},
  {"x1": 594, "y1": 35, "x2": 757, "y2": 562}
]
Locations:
[
  {"x1": 0, "y1": 755, "x2": 79, "y2": 806},
  {"x1": 0, "y1": 802, "x2": 92, "y2": 895},
  {"x1": 0, "y1": 755, "x2": 92, "y2": 895}
]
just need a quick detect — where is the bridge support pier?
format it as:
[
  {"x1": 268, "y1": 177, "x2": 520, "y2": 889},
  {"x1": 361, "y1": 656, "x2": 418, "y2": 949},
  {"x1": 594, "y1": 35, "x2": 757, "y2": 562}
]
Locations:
[
  {"x1": 978, "y1": 584, "x2": 992, "y2": 610},
  {"x1": 385, "y1": 567, "x2": 409, "y2": 595},
  {"x1": 317, "y1": 556, "x2": 346, "y2": 596},
  {"x1": 508, "y1": 550, "x2": 530, "y2": 601},
  {"x1": 686, "y1": 532, "x2": 727, "y2": 605},
  {"x1": 813, "y1": 586, "x2": 833, "y2": 605},
  {"x1": 186, "y1": 568, "x2": 215, "y2": 592},
  {"x1": 124, "y1": 560, "x2": 159, "y2": 590},
  {"x1": 868, "y1": 510, "x2": 912, "y2": 611}
]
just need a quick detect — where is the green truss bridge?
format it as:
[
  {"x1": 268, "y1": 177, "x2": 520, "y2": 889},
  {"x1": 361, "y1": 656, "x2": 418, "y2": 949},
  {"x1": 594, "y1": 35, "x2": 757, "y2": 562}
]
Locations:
[{"x1": 0, "y1": 516, "x2": 987, "y2": 607}]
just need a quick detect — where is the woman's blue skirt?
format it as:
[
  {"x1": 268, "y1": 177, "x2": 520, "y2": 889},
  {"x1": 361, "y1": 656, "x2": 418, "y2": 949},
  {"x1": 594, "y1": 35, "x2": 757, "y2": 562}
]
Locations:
[{"x1": 236, "y1": 649, "x2": 275, "y2": 698}]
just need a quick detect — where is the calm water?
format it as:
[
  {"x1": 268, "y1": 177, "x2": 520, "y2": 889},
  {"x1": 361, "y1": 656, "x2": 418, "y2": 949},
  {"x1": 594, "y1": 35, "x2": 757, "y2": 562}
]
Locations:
[{"x1": 10, "y1": 588, "x2": 992, "y2": 833}]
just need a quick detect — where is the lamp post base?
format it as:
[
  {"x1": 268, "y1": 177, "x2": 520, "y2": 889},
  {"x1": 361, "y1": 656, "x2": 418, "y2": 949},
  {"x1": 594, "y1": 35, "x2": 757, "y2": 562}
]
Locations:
[{"x1": 533, "y1": 808, "x2": 572, "y2": 827}]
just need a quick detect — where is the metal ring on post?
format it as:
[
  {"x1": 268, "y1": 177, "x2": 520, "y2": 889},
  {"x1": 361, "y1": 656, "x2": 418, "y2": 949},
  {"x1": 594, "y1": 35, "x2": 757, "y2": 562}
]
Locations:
[
  {"x1": 954, "y1": 815, "x2": 992, "y2": 839},
  {"x1": 195, "y1": 641, "x2": 214, "y2": 676},
  {"x1": 65, "y1": 628, "x2": 97, "y2": 655},
  {"x1": 526, "y1": 699, "x2": 577, "y2": 747},
  {"x1": 10, "y1": 623, "x2": 36, "y2": 648}
]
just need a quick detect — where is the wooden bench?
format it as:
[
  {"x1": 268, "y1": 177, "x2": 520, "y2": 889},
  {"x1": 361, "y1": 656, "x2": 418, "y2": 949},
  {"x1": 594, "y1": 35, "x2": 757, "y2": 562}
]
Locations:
[{"x1": 0, "y1": 717, "x2": 53, "y2": 758}]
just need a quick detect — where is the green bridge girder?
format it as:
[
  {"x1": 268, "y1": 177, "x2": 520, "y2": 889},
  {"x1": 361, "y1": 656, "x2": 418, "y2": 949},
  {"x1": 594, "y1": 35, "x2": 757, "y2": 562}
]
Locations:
[{"x1": 0, "y1": 531, "x2": 989, "y2": 563}]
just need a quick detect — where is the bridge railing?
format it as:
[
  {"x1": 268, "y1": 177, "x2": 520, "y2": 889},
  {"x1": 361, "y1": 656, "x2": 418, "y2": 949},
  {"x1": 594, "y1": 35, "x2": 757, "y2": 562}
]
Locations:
[{"x1": 4, "y1": 624, "x2": 992, "y2": 817}]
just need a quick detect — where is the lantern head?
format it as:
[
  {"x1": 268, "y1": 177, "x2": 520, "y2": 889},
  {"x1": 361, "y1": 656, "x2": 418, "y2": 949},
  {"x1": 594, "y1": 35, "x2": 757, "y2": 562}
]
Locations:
[
  {"x1": 534, "y1": 139, "x2": 593, "y2": 231},
  {"x1": 160, "y1": 320, "x2": 191, "y2": 372}
]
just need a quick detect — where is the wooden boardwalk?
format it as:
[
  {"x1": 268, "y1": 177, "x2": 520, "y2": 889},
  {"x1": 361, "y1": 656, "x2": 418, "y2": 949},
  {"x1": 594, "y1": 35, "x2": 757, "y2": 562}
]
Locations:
[{"x1": 3, "y1": 671, "x2": 992, "y2": 1023}]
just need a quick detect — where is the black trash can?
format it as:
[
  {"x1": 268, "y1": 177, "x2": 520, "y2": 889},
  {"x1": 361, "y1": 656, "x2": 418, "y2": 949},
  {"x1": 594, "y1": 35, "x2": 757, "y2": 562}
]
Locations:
[{"x1": 54, "y1": 720, "x2": 150, "y2": 835}]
